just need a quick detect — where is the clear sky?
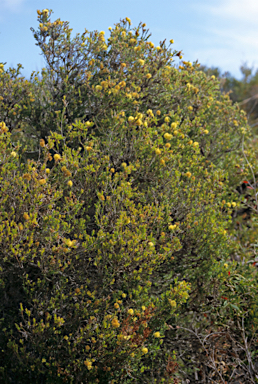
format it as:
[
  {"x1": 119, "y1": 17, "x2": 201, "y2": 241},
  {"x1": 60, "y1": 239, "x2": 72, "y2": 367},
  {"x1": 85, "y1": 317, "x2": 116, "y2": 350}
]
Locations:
[{"x1": 1, "y1": 0, "x2": 258, "y2": 79}]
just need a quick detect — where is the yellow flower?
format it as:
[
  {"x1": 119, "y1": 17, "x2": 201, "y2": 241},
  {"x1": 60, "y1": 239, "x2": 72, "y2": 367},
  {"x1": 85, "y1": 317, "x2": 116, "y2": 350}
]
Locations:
[
  {"x1": 54, "y1": 154, "x2": 61, "y2": 162},
  {"x1": 224, "y1": 263, "x2": 228, "y2": 268},
  {"x1": 95, "y1": 85, "x2": 102, "y2": 91},
  {"x1": 86, "y1": 146, "x2": 92, "y2": 151},
  {"x1": 128, "y1": 116, "x2": 134, "y2": 123},
  {"x1": 112, "y1": 317, "x2": 120, "y2": 328},
  {"x1": 108, "y1": 27, "x2": 112, "y2": 30},
  {"x1": 23, "y1": 213, "x2": 30, "y2": 221},
  {"x1": 0, "y1": 122, "x2": 8, "y2": 132},
  {"x1": 156, "y1": 110, "x2": 161, "y2": 115},
  {"x1": 169, "y1": 299, "x2": 176, "y2": 308},
  {"x1": 138, "y1": 59, "x2": 145, "y2": 66},
  {"x1": 165, "y1": 143, "x2": 171, "y2": 148},
  {"x1": 128, "y1": 308, "x2": 134, "y2": 315},
  {"x1": 110, "y1": 168, "x2": 115, "y2": 173},
  {"x1": 148, "y1": 242, "x2": 154, "y2": 247},
  {"x1": 114, "y1": 303, "x2": 120, "y2": 309},
  {"x1": 164, "y1": 116, "x2": 170, "y2": 123},
  {"x1": 45, "y1": 168, "x2": 50, "y2": 174},
  {"x1": 142, "y1": 306, "x2": 146, "y2": 311},
  {"x1": 185, "y1": 172, "x2": 192, "y2": 178},
  {"x1": 231, "y1": 202, "x2": 236, "y2": 207},
  {"x1": 23, "y1": 173, "x2": 31, "y2": 181},
  {"x1": 155, "y1": 148, "x2": 161, "y2": 155},
  {"x1": 203, "y1": 129, "x2": 209, "y2": 134},
  {"x1": 42, "y1": 9, "x2": 49, "y2": 15},
  {"x1": 64, "y1": 335, "x2": 69, "y2": 340},
  {"x1": 122, "y1": 293, "x2": 127, "y2": 298},
  {"x1": 171, "y1": 122, "x2": 178, "y2": 129},
  {"x1": 121, "y1": 31, "x2": 126, "y2": 38},
  {"x1": 142, "y1": 347, "x2": 148, "y2": 354},
  {"x1": 164, "y1": 133, "x2": 172, "y2": 140},
  {"x1": 67, "y1": 180, "x2": 73, "y2": 187},
  {"x1": 126, "y1": 17, "x2": 131, "y2": 25},
  {"x1": 188, "y1": 106, "x2": 193, "y2": 111},
  {"x1": 146, "y1": 73, "x2": 152, "y2": 79},
  {"x1": 11, "y1": 151, "x2": 17, "y2": 157},
  {"x1": 192, "y1": 142, "x2": 199, "y2": 147},
  {"x1": 156, "y1": 46, "x2": 161, "y2": 51},
  {"x1": 84, "y1": 360, "x2": 93, "y2": 370},
  {"x1": 37, "y1": 10, "x2": 41, "y2": 15},
  {"x1": 39, "y1": 179, "x2": 46, "y2": 185},
  {"x1": 170, "y1": 39, "x2": 174, "y2": 44},
  {"x1": 169, "y1": 224, "x2": 176, "y2": 231},
  {"x1": 42, "y1": 358, "x2": 46, "y2": 363},
  {"x1": 154, "y1": 331, "x2": 161, "y2": 338},
  {"x1": 100, "y1": 80, "x2": 107, "y2": 88}
]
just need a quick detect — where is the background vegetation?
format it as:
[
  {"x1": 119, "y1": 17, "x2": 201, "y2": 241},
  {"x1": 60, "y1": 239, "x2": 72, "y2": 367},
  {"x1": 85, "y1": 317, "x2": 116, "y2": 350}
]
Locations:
[{"x1": 1, "y1": 8, "x2": 258, "y2": 383}]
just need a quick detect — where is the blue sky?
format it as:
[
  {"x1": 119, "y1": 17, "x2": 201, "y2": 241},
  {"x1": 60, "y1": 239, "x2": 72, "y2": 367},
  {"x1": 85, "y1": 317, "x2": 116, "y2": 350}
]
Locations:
[{"x1": 1, "y1": 0, "x2": 258, "y2": 79}]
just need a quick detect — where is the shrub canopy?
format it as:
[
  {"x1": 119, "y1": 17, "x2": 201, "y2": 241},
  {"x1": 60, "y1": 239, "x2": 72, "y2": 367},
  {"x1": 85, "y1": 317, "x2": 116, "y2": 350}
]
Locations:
[{"x1": 1, "y1": 9, "x2": 258, "y2": 384}]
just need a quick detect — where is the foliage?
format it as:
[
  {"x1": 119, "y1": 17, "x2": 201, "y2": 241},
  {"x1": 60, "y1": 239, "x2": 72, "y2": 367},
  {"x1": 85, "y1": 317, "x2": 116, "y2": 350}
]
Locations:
[
  {"x1": 0, "y1": 9, "x2": 257, "y2": 384},
  {"x1": 199, "y1": 63, "x2": 258, "y2": 132}
]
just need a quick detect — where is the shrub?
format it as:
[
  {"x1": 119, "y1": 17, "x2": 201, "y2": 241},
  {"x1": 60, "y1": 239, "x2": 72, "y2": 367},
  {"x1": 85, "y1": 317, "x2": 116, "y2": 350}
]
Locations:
[{"x1": 0, "y1": 9, "x2": 253, "y2": 384}]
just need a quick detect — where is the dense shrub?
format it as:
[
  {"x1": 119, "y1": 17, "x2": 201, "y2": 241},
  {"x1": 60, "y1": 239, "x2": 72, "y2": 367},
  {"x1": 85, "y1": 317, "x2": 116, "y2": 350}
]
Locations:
[{"x1": 1, "y1": 9, "x2": 257, "y2": 384}]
